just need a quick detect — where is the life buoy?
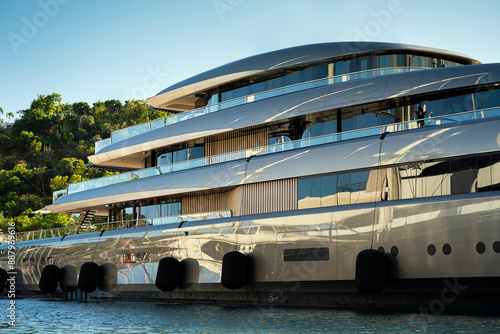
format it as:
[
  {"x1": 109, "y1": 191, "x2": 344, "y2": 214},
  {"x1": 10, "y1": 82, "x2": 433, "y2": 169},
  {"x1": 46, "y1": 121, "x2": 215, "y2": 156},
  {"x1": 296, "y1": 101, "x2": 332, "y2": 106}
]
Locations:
[
  {"x1": 179, "y1": 258, "x2": 199, "y2": 289},
  {"x1": 221, "y1": 251, "x2": 247, "y2": 290},
  {"x1": 0, "y1": 268, "x2": 7, "y2": 292},
  {"x1": 355, "y1": 249, "x2": 386, "y2": 294},
  {"x1": 77, "y1": 262, "x2": 100, "y2": 293},
  {"x1": 155, "y1": 257, "x2": 180, "y2": 292},
  {"x1": 60, "y1": 265, "x2": 78, "y2": 292},
  {"x1": 98, "y1": 263, "x2": 117, "y2": 292},
  {"x1": 39, "y1": 265, "x2": 61, "y2": 293}
]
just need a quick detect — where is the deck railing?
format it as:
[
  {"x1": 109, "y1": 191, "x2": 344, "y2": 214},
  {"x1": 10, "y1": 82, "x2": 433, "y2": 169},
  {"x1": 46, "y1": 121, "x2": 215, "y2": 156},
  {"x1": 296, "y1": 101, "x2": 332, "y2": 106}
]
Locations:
[
  {"x1": 95, "y1": 66, "x2": 428, "y2": 153},
  {"x1": 1, "y1": 209, "x2": 232, "y2": 243},
  {"x1": 63, "y1": 107, "x2": 500, "y2": 197}
]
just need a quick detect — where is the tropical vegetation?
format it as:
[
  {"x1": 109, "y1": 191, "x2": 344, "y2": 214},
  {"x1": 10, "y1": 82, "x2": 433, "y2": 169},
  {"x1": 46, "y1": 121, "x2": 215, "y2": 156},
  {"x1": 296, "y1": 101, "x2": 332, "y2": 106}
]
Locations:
[{"x1": 0, "y1": 93, "x2": 169, "y2": 233}]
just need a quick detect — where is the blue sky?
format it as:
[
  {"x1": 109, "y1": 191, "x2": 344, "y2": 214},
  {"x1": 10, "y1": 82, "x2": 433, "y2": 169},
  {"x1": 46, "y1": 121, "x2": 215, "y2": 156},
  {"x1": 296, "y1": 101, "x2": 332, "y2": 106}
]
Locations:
[{"x1": 1, "y1": 0, "x2": 499, "y2": 119}]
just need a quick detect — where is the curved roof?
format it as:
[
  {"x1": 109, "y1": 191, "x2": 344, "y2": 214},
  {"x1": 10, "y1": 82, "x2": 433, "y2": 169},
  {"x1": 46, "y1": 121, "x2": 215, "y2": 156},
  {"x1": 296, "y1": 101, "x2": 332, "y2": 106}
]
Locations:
[{"x1": 147, "y1": 42, "x2": 480, "y2": 109}]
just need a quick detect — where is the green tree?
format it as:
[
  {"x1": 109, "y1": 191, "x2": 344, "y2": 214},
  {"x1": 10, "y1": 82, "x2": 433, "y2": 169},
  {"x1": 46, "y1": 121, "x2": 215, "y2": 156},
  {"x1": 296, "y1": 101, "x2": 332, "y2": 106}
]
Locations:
[
  {"x1": 50, "y1": 175, "x2": 69, "y2": 192},
  {"x1": 55, "y1": 157, "x2": 86, "y2": 177},
  {"x1": 0, "y1": 93, "x2": 171, "y2": 232}
]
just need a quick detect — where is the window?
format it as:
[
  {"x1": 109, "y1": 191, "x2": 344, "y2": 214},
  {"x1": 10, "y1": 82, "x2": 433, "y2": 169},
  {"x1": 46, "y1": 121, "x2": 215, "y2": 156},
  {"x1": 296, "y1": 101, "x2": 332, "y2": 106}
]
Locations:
[
  {"x1": 233, "y1": 85, "x2": 250, "y2": 99},
  {"x1": 298, "y1": 154, "x2": 500, "y2": 209},
  {"x1": 443, "y1": 60, "x2": 459, "y2": 67},
  {"x1": 474, "y1": 89, "x2": 500, "y2": 110},
  {"x1": 158, "y1": 152, "x2": 172, "y2": 166},
  {"x1": 173, "y1": 149, "x2": 188, "y2": 162},
  {"x1": 139, "y1": 202, "x2": 181, "y2": 219},
  {"x1": 188, "y1": 146, "x2": 204, "y2": 160},
  {"x1": 301, "y1": 119, "x2": 337, "y2": 139},
  {"x1": 157, "y1": 146, "x2": 205, "y2": 166},
  {"x1": 399, "y1": 154, "x2": 500, "y2": 200},
  {"x1": 269, "y1": 135, "x2": 291, "y2": 145},
  {"x1": 413, "y1": 88, "x2": 500, "y2": 121},
  {"x1": 207, "y1": 93, "x2": 219, "y2": 106},
  {"x1": 334, "y1": 60, "x2": 355, "y2": 76},
  {"x1": 357, "y1": 57, "x2": 370, "y2": 72},
  {"x1": 284, "y1": 71, "x2": 301, "y2": 86},
  {"x1": 249, "y1": 81, "x2": 266, "y2": 94},
  {"x1": 444, "y1": 94, "x2": 474, "y2": 115},
  {"x1": 298, "y1": 177, "x2": 321, "y2": 209},
  {"x1": 377, "y1": 54, "x2": 406, "y2": 68},
  {"x1": 410, "y1": 55, "x2": 432, "y2": 68},
  {"x1": 321, "y1": 174, "x2": 337, "y2": 207},
  {"x1": 378, "y1": 55, "x2": 391, "y2": 68}
]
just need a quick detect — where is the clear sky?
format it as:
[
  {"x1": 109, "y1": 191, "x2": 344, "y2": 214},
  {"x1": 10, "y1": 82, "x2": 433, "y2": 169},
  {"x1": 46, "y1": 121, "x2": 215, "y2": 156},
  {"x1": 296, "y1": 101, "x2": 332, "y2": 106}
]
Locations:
[{"x1": 1, "y1": 0, "x2": 499, "y2": 119}]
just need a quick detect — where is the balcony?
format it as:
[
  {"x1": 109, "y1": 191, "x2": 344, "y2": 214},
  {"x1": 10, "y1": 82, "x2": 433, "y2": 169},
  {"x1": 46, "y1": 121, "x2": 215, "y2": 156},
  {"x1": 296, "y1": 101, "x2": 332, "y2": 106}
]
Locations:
[
  {"x1": 59, "y1": 107, "x2": 500, "y2": 200},
  {"x1": 95, "y1": 66, "x2": 429, "y2": 154}
]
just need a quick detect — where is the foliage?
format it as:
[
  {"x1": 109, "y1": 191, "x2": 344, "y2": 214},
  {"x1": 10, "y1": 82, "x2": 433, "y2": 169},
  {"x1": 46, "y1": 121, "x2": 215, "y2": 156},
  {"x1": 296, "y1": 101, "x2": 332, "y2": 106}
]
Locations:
[{"x1": 0, "y1": 95, "x2": 170, "y2": 232}]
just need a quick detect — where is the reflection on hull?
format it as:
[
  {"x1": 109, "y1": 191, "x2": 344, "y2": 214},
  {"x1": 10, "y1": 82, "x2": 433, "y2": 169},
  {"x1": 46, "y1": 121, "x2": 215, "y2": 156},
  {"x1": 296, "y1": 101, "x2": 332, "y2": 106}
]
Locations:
[{"x1": 3, "y1": 192, "x2": 500, "y2": 311}]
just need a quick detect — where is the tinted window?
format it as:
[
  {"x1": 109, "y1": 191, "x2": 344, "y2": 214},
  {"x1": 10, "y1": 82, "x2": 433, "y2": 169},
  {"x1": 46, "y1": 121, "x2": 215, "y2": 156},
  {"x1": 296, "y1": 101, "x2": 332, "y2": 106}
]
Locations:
[{"x1": 474, "y1": 89, "x2": 500, "y2": 110}]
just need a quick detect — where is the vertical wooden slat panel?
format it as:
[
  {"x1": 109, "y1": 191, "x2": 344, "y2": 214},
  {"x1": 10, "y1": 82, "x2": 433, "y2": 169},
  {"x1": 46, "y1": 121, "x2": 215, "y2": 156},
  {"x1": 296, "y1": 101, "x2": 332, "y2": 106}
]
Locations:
[
  {"x1": 205, "y1": 126, "x2": 269, "y2": 156},
  {"x1": 240, "y1": 178, "x2": 298, "y2": 216},
  {"x1": 181, "y1": 192, "x2": 230, "y2": 214},
  {"x1": 181, "y1": 178, "x2": 298, "y2": 216}
]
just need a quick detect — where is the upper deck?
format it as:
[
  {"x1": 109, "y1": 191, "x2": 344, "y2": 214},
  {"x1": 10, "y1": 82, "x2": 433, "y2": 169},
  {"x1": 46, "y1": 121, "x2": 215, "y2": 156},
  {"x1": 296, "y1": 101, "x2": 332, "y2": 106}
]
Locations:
[
  {"x1": 91, "y1": 42, "x2": 481, "y2": 167},
  {"x1": 148, "y1": 42, "x2": 478, "y2": 110}
]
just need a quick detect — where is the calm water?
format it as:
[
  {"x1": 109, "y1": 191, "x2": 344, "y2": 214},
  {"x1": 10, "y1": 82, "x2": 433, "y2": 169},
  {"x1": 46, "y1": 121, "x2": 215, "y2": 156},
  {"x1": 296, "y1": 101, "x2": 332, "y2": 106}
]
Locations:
[{"x1": 1, "y1": 299, "x2": 499, "y2": 333}]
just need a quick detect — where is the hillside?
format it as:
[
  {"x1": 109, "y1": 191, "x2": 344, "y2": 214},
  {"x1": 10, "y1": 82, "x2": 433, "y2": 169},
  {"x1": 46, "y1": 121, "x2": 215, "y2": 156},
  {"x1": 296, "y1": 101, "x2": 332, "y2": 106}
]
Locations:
[{"x1": 0, "y1": 93, "x2": 169, "y2": 233}]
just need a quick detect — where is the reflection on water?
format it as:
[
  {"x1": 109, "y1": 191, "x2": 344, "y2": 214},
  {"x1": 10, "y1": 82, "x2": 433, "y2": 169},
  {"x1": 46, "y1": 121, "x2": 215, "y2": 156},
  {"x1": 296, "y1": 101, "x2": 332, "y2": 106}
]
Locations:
[{"x1": 2, "y1": 300, "x2": 500, "y2": 333}]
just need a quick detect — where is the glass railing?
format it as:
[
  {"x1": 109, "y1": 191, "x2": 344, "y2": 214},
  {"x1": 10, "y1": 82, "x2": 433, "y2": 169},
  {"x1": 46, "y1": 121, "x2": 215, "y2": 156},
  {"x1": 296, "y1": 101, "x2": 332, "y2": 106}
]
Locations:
[
  {"x1": 95, "y1": 66, "x2": 429, "y2": 153},
  {"x1": 3, "y1": 220, "x2": 148, "y2": 242},
  {"x1": 59, "y1": 107, "x2": 500, "y2": 199},
  {"x1": 52, "y1": 189, "x2": 68, "y2": 203},
  {"x1": 151, "y1": 209, "x2": 232, "y2": 225},
  {"x1": 6, "y1": 210, "x2": 233, "y2": 242},
  {"x1": 95, "y1": 137, "x2": 111, "y2": 153}
]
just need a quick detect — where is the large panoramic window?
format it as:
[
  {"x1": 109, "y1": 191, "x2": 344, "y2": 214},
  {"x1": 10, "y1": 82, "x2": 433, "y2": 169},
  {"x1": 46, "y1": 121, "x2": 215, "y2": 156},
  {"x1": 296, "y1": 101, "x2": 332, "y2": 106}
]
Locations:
[
  {"x1": 206, "y1": 53, "x2": 469, "y2": 108},
  {"x1": 298, "y1": 170, "x2": 378, "y2": 209},
  {"x1": 414, "y1": 88, "x2": 500, "y2": 120},
  {"x1": 298, "y1": 153, "x2": 500, "y2": 210}
]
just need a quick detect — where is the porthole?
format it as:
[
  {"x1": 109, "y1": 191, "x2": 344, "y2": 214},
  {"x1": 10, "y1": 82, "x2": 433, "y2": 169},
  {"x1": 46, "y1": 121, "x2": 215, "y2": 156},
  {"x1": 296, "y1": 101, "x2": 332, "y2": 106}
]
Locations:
[
  {"x1": 476, "y1": 242, "x2": 486, "y2": 254},
  {"x1": 390, "y1": 246, "x2": 399, "y2": 257},
  {"x1": 443, "y1": 243, "x2": 452, "y2": 255},
  {"x1": 427, "y1": 244, "x2": 436, "y2": 256},
  {"x1": 377, "y1": 246, "x2": 385, "y2": 254},
  {"x1": 493, "y1": 241, "x2": 500, "y2": 253}
]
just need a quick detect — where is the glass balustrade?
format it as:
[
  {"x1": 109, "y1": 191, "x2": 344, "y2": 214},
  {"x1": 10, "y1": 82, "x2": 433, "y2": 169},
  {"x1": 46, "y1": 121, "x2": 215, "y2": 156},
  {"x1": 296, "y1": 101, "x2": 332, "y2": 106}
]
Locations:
[
  {"x1": 10, "y1": 210, "x2": 233, "y2": 242},
  {"x1": 58, "y1": 107, "x2": 500, "y2": 200},
  {"x1": 95, "y1": 67, "x2": 427, "y2": 153}
]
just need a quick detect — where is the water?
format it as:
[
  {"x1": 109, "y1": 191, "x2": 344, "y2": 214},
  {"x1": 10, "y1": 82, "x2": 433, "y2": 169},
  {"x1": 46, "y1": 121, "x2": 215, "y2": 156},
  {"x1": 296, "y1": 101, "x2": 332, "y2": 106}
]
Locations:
[{"x1": 1, "y1": 299, "x2": 500, "y2": 333}]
